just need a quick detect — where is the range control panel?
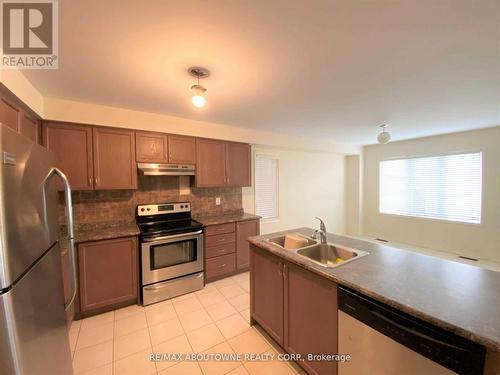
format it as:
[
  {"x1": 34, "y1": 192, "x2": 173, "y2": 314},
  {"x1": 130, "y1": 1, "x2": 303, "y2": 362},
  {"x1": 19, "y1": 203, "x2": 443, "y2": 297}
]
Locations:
[{"x1": 137, "y1": 202, "x2": 191, "y2": 216}]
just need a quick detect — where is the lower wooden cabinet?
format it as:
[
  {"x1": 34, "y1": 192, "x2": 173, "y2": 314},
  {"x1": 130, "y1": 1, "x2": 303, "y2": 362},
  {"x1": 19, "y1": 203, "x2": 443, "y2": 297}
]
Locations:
[
  {"x1": 204, "y1": 219, "x2": 259, "y2": 281},
  {"x1": 250, "y1": 245, "x2": 284, "y2": 345},
  {"x1": 250, "y1": 245, "x2": 338, "y2": 375},
  {"x1": 78, "y1": 237, "x2": 138, "y2": 314},
  {"x1": 236, "y1": 220, "x2": 259, "y2": 270},
  {"x1": 284, "y1": 262, "x2": 338, "y2": 375}
]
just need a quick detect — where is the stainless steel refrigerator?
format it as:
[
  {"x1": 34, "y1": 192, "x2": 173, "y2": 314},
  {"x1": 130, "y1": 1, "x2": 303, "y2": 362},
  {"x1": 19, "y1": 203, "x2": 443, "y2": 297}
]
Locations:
[{"x1": 0, "y1": 125, "x2": 77, "y2": 374}]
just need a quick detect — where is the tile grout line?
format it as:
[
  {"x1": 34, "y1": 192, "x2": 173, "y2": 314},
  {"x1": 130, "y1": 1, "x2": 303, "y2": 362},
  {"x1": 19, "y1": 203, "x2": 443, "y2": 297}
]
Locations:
[
  {"x1": 72, "y1": 273, "x2": 251, "y2": 375},
  {"x1": 144, "y1": 303, "x2": 161, "y2": 374}
]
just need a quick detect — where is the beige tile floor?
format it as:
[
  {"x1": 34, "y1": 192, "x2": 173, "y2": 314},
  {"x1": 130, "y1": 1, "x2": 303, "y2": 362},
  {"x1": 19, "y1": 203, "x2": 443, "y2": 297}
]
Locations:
[{"x1": 69, "y1": 272, "x2": 304, "y2": 375}]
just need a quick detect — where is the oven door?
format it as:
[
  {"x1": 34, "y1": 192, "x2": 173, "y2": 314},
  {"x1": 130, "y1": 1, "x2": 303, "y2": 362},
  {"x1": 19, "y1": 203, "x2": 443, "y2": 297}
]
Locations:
[{"x1": 141, "y1": 230, "x2": 204, "y2": 285}]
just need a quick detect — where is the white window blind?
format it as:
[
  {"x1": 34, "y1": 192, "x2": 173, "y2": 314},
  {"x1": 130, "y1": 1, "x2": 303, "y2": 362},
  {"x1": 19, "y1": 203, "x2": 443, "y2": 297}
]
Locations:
[
  {"x1": 379, "y1": 152, "x2": 482, "y2": 224},
  {"x1": 255, "y1": 154, "x2": 279, "y2": 220}
]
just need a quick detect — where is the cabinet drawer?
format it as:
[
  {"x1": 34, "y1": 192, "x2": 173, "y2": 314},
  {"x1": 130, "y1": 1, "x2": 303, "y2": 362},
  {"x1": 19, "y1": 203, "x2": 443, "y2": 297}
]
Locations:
[
  {"x1": 205, "y1": 223, "x2": 235, "y2": 236},
  {"x1": 206, "y1": 254, "x2": 236, "y2": 279},
  {"x1": 205, "y1": 232, "x2": 236, "y2": 247},
  {"x1": 206, "y1": 242, "x2": 236, "y2": 259}
]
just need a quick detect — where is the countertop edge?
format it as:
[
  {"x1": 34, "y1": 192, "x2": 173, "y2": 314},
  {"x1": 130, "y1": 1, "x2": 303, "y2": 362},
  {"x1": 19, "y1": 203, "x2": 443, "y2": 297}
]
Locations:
[
  {"x1": 194, "y1": 212, "x2": 261, "y2": 226},
  {"x1": 248, "y1": 229, "x2": 500, "y2": 352}
]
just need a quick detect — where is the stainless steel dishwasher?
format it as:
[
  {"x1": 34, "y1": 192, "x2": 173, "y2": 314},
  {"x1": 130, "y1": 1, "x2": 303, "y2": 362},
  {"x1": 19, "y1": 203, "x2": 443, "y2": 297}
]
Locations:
[{"x1": 338, "y1": 287, "x2": 485, "y2": 375}]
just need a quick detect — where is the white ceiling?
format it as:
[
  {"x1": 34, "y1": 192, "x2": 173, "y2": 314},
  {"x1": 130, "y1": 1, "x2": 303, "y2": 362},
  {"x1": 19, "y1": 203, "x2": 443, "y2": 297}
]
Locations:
[{"x1": 23, "y1": 0, "x2": 500, "y2": 145}]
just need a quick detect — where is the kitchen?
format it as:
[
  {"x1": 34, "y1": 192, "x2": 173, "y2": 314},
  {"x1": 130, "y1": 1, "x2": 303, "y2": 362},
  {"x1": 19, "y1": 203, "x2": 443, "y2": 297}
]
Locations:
[{"x1": 0, "y1": 1, "x2": 499, "y2": 374}]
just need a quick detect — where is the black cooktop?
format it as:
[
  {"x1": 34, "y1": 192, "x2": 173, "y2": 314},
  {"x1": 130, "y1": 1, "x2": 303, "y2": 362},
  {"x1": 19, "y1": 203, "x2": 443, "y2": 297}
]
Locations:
[{"x1": 137, "y1": 218, "x2": 204, "y2": 237}]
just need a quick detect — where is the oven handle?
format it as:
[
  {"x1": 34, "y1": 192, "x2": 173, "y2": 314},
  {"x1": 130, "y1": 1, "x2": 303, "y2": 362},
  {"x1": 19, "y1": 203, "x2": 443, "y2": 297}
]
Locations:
[
  {"x1": 142, "y1": 230, "x2": 203, "y2": 243},
  {"x1": 144, "y1": 272, "x2": 204, "y2": 291}
]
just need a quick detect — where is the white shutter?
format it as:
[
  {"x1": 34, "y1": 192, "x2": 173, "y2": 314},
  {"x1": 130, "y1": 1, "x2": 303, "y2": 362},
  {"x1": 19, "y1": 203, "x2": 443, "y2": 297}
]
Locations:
[
  {"x1": 255, "y1": 154, "x2": 279, "y2": 220},
  {"x1": 379, "y1": 152, "x2": 482, "y2": 224}
]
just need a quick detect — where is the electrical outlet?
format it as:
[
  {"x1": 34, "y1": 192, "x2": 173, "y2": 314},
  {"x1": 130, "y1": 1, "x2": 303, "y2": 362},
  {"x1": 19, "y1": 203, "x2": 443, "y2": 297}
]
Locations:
[{"x1": 215, "y1": 197, "x2": 221, "y2": 205}]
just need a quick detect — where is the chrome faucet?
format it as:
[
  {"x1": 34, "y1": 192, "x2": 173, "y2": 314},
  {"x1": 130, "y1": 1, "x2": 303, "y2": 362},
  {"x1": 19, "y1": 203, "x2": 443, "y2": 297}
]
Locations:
[{"x1": 312, "y1": 217, "x2": 327, "y2": 244}]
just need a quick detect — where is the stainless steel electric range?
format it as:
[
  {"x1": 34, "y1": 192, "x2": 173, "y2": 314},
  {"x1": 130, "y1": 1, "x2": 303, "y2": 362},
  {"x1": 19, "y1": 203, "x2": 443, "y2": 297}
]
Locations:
[{"x1": 136, "y1": 202, "x2": 204, "y2": 306}]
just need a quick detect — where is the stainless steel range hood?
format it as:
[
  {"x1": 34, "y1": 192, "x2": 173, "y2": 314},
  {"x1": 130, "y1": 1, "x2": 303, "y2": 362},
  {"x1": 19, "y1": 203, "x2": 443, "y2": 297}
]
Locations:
[{"x1": 137, "y1": 163, "x2": 195, "y2": 176}]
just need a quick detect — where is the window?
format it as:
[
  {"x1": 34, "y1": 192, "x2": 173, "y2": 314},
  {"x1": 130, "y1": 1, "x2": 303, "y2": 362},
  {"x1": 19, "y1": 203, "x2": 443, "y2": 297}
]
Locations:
[
  {"x1": 379, "y1": 152, "x2": 482, "y2": 224},
  {"x1": 255, "y1": 154, "x2": 279, "y2": 220}
]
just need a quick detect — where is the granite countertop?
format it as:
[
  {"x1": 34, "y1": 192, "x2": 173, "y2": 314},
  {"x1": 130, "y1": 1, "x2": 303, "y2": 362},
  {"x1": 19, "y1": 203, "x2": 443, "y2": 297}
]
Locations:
[
  {"x1": 194, "y1": 211, "x2": 261, "y2": 226},
  {"x1": 59, "y1": 221, "x2": 140, "y2": 248},
  {"x1": 248, "y1": 227, "x2": 500, "y2": 352}
]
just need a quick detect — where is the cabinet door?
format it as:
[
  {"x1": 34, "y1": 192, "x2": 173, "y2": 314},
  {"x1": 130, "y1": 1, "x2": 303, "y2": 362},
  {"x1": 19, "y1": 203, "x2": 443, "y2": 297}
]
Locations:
[
  {"x1": 195, "y1": 138, "x2": 226, "y2": 187},
  {"x1": 0, "y1": 96, "x2": 20, "y2": 131},
  {"x1": 284, "y1": 262, "x2": 338, "y2": 375},
  {"x1": 136, "y1": 131, "x2": 168, "y2": 163},
  {"x1": 236, "y1": 220, "x2": 259, "y2": 270},
  {"x1": 42, "y1": 122, "x2": 94, "y2": 190},
  {"x1": 78, "y1": 237, "x2": 138, "y2": 312},
  {"x1": 168, "y1": 135, "x2": 196, "y2": 164},
  {"x1": 226, "y1": 142, "x2": 251, "y2": 187},
  {"x1": 19, "y1": 112, "x2": 39, "y2": 143},
  {"x1": 250, "y1": 245, "x2": 284, "y2": 346},
  {"x1": 93, "y1": 127, "x2": 137, "y2": 189}
]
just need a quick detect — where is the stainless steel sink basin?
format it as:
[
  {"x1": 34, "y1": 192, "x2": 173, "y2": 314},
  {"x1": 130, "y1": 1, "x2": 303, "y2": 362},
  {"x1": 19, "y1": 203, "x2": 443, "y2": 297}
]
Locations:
[
  {"x1": 296, "y1": 243, "x2": 369, "y2": 268},
  {"x1": 266, "y1": 233, "x2": 318, "y2": 249}
]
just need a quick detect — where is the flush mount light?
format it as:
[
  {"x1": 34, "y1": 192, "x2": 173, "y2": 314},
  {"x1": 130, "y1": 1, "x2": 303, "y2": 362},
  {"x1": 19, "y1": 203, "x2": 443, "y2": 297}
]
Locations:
[
  {"x1": 377, "y1": 124, "x2": 391, "y2": 144},
  {"x1": 188, "y1": 67, "x2": 210, "y2": 108}
]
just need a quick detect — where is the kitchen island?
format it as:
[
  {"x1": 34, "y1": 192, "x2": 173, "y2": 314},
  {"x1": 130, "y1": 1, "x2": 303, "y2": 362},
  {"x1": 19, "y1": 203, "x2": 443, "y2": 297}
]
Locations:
[{"x1": 248, "y1": 227, "x2": 500, "y2": 374}]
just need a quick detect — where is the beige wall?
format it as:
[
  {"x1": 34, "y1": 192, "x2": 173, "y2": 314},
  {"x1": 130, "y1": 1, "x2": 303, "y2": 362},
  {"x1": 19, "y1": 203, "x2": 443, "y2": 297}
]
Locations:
[
  {"x1": 345, "y1": 155, "x2": 362, "y2": 236},
  {"x1": 362, "y1": 126, "x2": 500, "y2": 262},
  {"x1": 243, "y1": 146, "x2": 346, "y2": 235},
  {"x1": 0, "y1": 68, "x2": 44, "y2": 116}
]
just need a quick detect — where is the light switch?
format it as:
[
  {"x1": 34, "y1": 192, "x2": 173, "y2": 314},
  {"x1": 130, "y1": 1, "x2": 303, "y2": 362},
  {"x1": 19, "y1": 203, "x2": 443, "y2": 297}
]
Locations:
[{"x1": 215, "y1": 197, "x2": 221, "y2": 205}]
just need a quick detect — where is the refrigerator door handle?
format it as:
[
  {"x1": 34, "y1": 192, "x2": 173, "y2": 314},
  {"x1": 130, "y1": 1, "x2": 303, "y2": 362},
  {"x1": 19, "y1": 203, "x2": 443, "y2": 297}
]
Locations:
[{"x1": 45, "y1": 168, "x2": 77, "y2": 311}]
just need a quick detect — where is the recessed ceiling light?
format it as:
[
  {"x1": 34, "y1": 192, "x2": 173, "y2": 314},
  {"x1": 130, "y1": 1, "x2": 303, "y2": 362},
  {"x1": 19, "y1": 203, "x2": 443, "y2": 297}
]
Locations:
[{"x1": 188, "y1": 67, "x2": 210, "y2": 108}]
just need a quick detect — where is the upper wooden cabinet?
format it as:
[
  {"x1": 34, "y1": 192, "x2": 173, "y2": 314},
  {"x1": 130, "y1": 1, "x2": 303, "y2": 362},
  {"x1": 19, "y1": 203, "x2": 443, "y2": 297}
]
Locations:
[
  {"x1": 93, "y1": 127, "x2": 137, "y2": 190},
  {"x1": 0, "y1": 95, "x2": 20, "y2": 131},
  {"x1": 43, "y1": 122, "x2": 94, "y2": 190},
  {"x1": 1, "y1": 94, "x2": 40, "y2": 143},
  {"x1": 196, "y1": 139, "x2": 251, "y2": 188},
  {"x1": 226, "y1": 142, "x2": 251, "y2": 187},
  {"x1": 168, "y1": 135, "x2": 196, "y2": 164},
  {"x1": 136, "y1": 131, "x2": 168, "y2": 163},
  {"x1": 196, "y1": 139, "x2": 227, "y2": 187},
  {"x1": 19, "y1": 113, "x2": 40, "y2": 143}
]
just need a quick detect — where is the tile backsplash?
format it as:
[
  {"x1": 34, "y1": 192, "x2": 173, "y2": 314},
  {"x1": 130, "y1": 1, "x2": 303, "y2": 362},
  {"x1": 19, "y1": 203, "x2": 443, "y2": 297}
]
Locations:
[{"x1": 59, "y1": 175, "x2": 242, "y2": 226}]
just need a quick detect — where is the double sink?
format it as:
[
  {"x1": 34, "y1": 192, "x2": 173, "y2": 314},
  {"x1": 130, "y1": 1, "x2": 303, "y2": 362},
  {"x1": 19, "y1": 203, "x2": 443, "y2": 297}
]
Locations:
[{"x1": 265, "y1": 233, "x2": 369, "y2": 269}]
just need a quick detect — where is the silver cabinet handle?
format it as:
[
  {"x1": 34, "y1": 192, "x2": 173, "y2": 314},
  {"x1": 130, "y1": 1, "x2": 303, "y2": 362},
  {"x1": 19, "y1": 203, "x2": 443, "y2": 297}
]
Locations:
[
  {"x1": 45, "y1": 168, "x2": 77, "y2": 311},
  {"x1": 88, "y1": 177, "x2": 92, "y2": 186},
  {"x1": 218, "y1": 264, "x2": 227, "y2": 268}
]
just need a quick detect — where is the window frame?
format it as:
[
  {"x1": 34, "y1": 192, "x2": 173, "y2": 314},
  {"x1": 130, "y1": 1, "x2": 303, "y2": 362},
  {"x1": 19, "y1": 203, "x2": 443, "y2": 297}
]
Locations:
[
  {"x1": 378, "y1": 150, "x2": 483, "y2": 225},
  {"x1": 253, "y1": 151, "x2": 280, "y2": 223}
]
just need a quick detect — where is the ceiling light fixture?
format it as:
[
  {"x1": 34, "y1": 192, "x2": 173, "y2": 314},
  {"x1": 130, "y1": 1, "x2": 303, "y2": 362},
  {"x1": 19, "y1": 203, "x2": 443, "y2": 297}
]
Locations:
[
  {"x1": 377, "y1": 124, "x2": 391, "y2": 144},
  {"x1": 188, "y1": 67, "x2": 210, "y2": 108}
]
